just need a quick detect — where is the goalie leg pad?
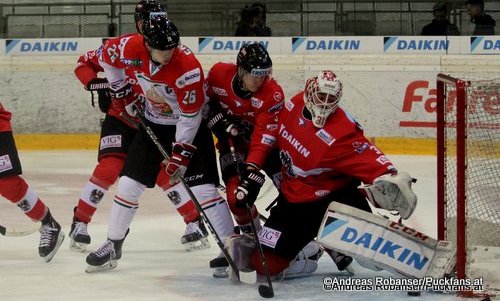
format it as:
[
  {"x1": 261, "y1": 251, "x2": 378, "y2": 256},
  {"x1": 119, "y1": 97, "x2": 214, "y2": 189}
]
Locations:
[
  {"x1": 317, "y1": 202, "x2": 455, "y2": 279},
  {"x1": 359, "y1": 171, "x2": 417, "y2": 219}
]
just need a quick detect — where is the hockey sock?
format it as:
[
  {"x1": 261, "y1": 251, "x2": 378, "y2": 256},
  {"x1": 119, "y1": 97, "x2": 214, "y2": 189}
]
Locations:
[
  {"x1": 75, "y1": 156, "x2": 124, "y2": 223},
  {"x1": 107, "y1": 176, "x2": 144, "y2": 240},
  {"x1": 160, "y1": 182, "x2": 199, "y2": 224},
  {"x1": 0, "y1": 176, "x2": 47, "y2": 221},
  {"x1": 192, "y1": 184, "x2": 235, "y2": 243}
]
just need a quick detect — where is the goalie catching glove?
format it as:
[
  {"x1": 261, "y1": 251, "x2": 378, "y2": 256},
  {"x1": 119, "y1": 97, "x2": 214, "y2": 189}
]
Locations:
[
  {"x1": 235, "y1": 166, "x2": 265, "y2": 208},
  {"x1": 86, "y1": 78, "x2": 111, "y2": 113},
  {"x1": 359, "y1": 171, "x2": 417, "y2": 219},
  {"x1": 165, "y1": 142, "x2": 197, "y2": 185}
]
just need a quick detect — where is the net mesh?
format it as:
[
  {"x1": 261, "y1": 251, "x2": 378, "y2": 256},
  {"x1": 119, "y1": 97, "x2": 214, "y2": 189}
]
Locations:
[{"x1": 441, "y1": 75, "x2": 500, "y2": 291}]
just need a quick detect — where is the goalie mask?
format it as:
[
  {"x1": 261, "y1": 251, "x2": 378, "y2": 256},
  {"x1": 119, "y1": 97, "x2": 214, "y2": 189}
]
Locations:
[
  {"x1": 304, "y1": 70, "x2": 343, "y2": 128},
  {"x1": 134, "y1": 0, "x2": 167, "y2": 33}
]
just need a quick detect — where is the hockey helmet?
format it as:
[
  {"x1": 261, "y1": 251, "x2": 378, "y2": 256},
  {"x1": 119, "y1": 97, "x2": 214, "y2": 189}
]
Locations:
[
  {"x1": 142, "y1": 16, "x2": 179, "y2": 50},
  {"x1": 134, "y1": 0, "x2": 167, "y2": 32},
  {"x1": 304, "y1": 70, "x2": 343, "y2": 128},
  {"x1": 236, "y1": 42, "x2": 272, "y2": 77}
]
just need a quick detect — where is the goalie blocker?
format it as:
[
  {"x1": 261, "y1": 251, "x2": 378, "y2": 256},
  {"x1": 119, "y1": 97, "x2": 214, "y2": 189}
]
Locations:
[{"x1": 317, "y1": 202, "x2": 455, "y2": 279}]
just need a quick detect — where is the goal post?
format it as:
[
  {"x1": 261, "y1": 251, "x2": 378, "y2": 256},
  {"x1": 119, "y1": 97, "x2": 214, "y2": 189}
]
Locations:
[{"x1": 436, "y1": 73, "x2": 500, "y2": 297}]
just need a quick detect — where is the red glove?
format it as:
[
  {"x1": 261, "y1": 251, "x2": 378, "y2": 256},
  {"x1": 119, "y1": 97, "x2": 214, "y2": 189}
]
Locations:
[{"x1": 165, "y1": 142, "x2": 197, "y2": 185}]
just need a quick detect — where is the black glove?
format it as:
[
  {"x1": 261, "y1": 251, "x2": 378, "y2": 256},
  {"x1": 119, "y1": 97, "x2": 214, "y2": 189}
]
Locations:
[
  {"x1": 207, "y1": 111, "x2": 239, "y2": 139},
  {"x1": 86, "y1": 78, "x2": 111, "y2": 113},
  {"x1": 235, "y1": 168, "x2": 265, "y2": 208}
]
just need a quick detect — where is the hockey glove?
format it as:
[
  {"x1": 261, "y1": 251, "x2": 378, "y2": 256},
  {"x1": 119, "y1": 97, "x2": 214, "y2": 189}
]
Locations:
[
  {"x1": 165, "y1": 142, "x2": 197, "y2": 185},
  {"x1": 86, "y1": 78, "x2": 111, "y2": 113},
  {"x1": 207, "y1": 111, "x2": 239, "y2": 140},
  {"x1": 235, "y1": 168, "x2": 265, "y2": 208}
]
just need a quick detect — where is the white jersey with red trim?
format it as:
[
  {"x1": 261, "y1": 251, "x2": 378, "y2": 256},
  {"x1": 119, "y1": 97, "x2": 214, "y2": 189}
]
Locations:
[
  {"x1": 206, "y1": 61, "x2": 284, "y2": 160},
  {"x1": 274, "y1": 92, "x2": 396, "y2": 203},
  {"x1": 99, "y1": 34, "x2": 205, "y2": 144}
]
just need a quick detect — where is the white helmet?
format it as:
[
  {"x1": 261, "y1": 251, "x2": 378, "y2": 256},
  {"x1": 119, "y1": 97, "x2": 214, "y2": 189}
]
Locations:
[{"x1": 304, "y1": 70, "x2": 343, "y2": 128}]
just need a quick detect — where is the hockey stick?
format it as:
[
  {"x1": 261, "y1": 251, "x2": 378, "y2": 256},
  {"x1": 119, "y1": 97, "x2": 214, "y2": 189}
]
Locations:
[
  {"x1": 126, "y1": 109, "x2": 241, "y2": 281},
  {"x1": 228, "y1": 140, "x2": 274, "y2": 298},
  {"x1": 0, "y1": 222, "x2": 41, "y2": 237}
]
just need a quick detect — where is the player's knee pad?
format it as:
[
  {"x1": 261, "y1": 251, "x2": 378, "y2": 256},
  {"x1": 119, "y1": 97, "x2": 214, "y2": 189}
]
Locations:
[
  {"x1": 92, "y1": 155, "x2": 125, "y2": 188},
  {"x1": 116, "y1": 176, "x2": 146, "y2": 202},
  {"x1": 0, "y1": 175, "x2": 28, "y2": 202}
]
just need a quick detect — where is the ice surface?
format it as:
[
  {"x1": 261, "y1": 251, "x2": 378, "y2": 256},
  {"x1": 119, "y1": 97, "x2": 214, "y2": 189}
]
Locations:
[{"x1": 0, "y1": 152, "x2": 479, "y2": 300}]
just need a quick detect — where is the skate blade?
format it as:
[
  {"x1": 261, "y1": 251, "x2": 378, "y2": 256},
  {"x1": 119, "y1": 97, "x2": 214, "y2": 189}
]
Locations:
[
  {"x1": 183, "y1": 237, "x2": 210, "y2": 251},
  {"x1": 85, "y1": 260, "x2": 118, "y2": 273},
  {"x1": 69, "y1": 239, "x2": 89, "y2": 252},
  {"x1": 212, "y1": 267, "x2": 229, "y2": 278},
  {"x1": 42, "y1": 231, "x2": 65, "y2": 263}
]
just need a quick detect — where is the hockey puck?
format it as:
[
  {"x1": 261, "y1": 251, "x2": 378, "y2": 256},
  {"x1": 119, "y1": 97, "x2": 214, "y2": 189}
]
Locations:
[{"x1": 407, "y1": 291, "x2": 421, "y2": 296}]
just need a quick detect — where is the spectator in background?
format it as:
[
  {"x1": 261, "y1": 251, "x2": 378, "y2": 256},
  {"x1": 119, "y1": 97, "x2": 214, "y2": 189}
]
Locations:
[
  {"x1": 234, "y1": 2, "x2": 271, "y2": 36},
  {"x1": 421, "y1": 2, "x2": 460, "y2": 36},
  {"x1": 250, "y1": 2, "x2": 272, "y2": 36},
  {"x1": 465, "y1": 0, "x2": 496, "y2": 35}
]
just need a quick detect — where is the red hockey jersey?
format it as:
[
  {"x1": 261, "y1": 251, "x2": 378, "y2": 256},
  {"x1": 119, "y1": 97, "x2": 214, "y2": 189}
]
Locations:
[
  {"x1": 206, "y1": 61, "x2": 284, "y2": 160},
  {"x1": 254, "y1": 92, "x2": 396, "y2": 203},
  {"x1": 0, "y1": 102, "x2": 12, "y2": 132},
  {"x1": 99, "y1": 34, "x2": 205, "y2": 143},
  {"x1": 74, "y1": 34, "x2": 140, "y2": 128}
]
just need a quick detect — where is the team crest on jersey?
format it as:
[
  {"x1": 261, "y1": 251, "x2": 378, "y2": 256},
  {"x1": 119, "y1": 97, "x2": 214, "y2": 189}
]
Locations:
[
  {"x1": 316, "y1": 129, "x2": 335, "y2": 146},
  {"x1": 251, "y1": 97, "x2": 263, "y2": 109},
  {"x1": 100, "y1": 135, "x2": 122, "y2": 150},
  {"x1": 89, "y1": 189, "x2": 104, "y2": 204},
  {"x1": 212, "y1": 87, "x2": 228, "y2": 96},
  {"x1": 285, "y1": 100, "x2": 294, "y2": 111},
  {"x1": 0, "y1": 154, "x2": 13, "y2": 173},
  {"x1": 167, "y1": 190, "x2": 182, "y2": 205},
  {"x1": 17, "y1": 199, "x2": 31, "y2": 212},
  {"x1": 279, "y1": 150, "x2": 296, "y2": 177}
]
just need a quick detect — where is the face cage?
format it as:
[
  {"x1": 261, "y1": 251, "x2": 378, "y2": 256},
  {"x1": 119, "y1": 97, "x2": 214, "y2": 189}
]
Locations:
[{"x1": 304, "y1": 79, "x2": 341, "y2": 128}]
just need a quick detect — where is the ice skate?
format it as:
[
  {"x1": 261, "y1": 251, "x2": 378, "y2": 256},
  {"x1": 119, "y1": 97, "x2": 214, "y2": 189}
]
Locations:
[
  {"x1": 85, "y1": 235, "x2": 126, "y2": 273},
  {"x1": 325, "y1": 248, "x2": 354, "y2": 275},
  {"x1": 69, "y1": 211, "x2": 90, "y2": 252},
  {"x1": 209, "y1": 251, "x2": 229, "y2": 278},
  {"x1": 181, "y1": 219, "x2": 210, "y2": 251},
  {"x1": 38, "y1": 210, "x2": 65, "y2": 263}
]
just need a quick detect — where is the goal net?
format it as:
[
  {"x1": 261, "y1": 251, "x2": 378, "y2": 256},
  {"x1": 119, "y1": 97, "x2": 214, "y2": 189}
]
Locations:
[{"x1": 436, "y1": 73, "x2": 500, "y2": 296}]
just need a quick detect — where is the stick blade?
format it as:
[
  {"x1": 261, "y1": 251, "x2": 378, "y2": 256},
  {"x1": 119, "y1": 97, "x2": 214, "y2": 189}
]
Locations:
[
  {"x1": 258, "y1": 285, "x2": 274, "y2": 298},
  {"x1": 0, "y1": 222, "x2": 41, "y2": 237}
]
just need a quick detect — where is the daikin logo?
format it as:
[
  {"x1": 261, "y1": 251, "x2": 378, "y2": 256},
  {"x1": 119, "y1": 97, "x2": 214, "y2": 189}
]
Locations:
[
  {"x1": 470, "y1": 37, "x2": 500, "y2": 52},
  {"x1": 292, "y1": 37, "x2": 360, "y2": 52},
  {"x1": 198, "y1": 38, "x2": 269, "y2": 52},
  {"x1": 384, "y1": 37, "x2": 448, "y2": 51},
  {"x1": 6, "y1": 39, "x2": 78, "y2": 54}
]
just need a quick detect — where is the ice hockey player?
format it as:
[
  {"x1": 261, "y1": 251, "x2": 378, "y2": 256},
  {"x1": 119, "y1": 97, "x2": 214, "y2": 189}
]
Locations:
[
  {"x1": 70, "y1": 0, "x2": 212, "y2": 253},
  {"x1": 203, "y1": 43, "x2": 355, "y2": 279},
  {"x1": 0, "y1": 102, "x2": 64, "y2": 262},
  {"x1": 224, "y1": 70, "x2": 451, "y2": 282},
  {"x1": 84, "y1": 15, "x2": 229, "y2": 272}
]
